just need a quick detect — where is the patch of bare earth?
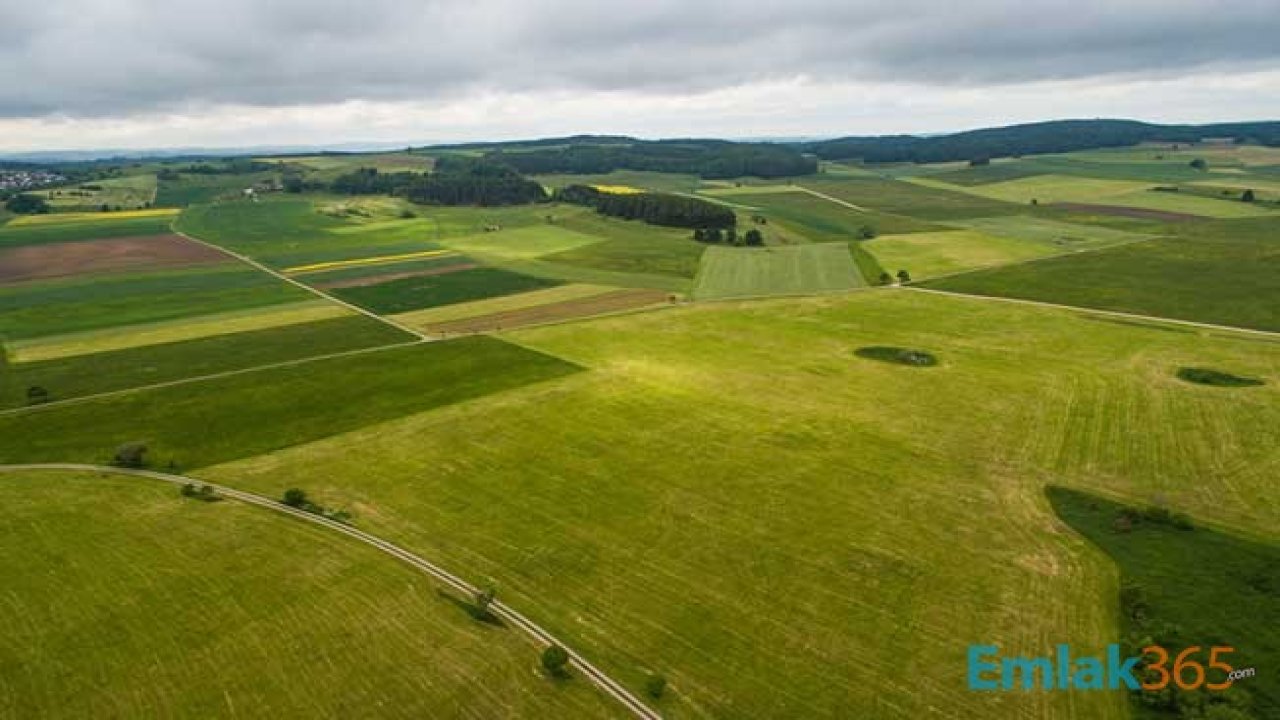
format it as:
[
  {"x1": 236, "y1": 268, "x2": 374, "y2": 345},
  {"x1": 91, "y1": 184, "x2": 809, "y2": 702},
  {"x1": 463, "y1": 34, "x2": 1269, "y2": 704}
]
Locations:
[{"x1": 0, "y1": 234, "x2": 228, "y2": 283}]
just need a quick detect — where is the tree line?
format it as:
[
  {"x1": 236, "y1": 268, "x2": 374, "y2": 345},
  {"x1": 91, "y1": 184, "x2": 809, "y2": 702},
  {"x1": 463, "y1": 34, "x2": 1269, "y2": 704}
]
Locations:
[
  {"x1": 326, "y1": 158, "x2": 547, "y2": 206},
  {"x1": 803, "y1": 119, "x2": 1280, "y2": 164},
  {"x1": 486, "y1": 139, "x2": 817, "y2": 179},
  {"x1": 554, "y1": 184, "x2": 736, "y2": 229}
]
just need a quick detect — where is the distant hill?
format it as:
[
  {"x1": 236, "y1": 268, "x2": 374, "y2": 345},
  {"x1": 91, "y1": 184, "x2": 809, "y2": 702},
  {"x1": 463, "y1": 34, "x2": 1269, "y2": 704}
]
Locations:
[
  {"x1": 802, "y1": 119, "x2": 1280, "y2": 163},
  {"x1": 421, "y1": 136, "x2": 818, "y2": 179}
]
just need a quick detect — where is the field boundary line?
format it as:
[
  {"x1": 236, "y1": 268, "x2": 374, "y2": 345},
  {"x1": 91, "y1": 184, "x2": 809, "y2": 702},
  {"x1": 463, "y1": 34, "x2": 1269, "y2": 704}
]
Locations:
[
  {"x1": 170, "y1": 218, "x2": 429, "y2": 340},
  {"x1": 791, "y1": 185, "x2": 872, "y2": 212},
  {"x1": 904, "y1": 286, "x2": 1280, "y2": 338},
  {"x1": 0, "y1": 463, "x2": 662, "y2": 720},
  {"x1": 0, "y1": 339, "x2": 426, "y2": 418}
]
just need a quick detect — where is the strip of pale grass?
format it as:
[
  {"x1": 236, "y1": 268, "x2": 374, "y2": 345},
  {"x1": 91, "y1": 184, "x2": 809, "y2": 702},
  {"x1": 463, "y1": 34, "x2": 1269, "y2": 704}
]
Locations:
[
  {"x1": 283, "y1": 249, "x2": 454, "y2": 274},
  {"x1": 8, "y1": 208, "x2": 179, "y2": 226},
  {"x1": 10, "y1": 300, "x2": 350, "y2": 362}
]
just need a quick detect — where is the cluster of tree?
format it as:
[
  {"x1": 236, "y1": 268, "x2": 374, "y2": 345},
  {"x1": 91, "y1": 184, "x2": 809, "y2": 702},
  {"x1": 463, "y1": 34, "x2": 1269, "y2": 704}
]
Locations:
[
  {"x1": 329, "y1": 167, "x2": 418, "y2": 195},
  {"x1": 555, "y1": 184, "x2": 736, "y2": 230},
  {"x1": 324, "y1": 159, "x2": 548, "y2": 206},
  {"x1": 113, "y1": 442, "x2": 148, "y2": 468},
  {"x1": 482, "y1": 138, "x2": 817, "y2": 179},
  {"x1": 693, "y1": 227, "x2": 763, "y2": 245},
  {"x1": 402, "y1": 157, "x2": 548, "y2": 206},
  {"x1": 280, "y1": 488, "x2": 353, "y2": 523},
  {"x1": 803, "y1": 119, "x2": 1280, "y2": 163},
  {"x1": 178, "y1": 159, "x2": 276, "y2": 175},
  {"x1": 4, "y1": 194, "x2": 50, "y2": 214},
  {"x1": 180, "y1": 483, "x2": 222, "y2": 503}
]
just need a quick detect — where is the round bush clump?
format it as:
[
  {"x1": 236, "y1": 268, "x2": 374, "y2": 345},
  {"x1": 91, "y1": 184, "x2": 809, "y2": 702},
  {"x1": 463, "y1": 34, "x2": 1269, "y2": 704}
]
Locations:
[
  {"x1": 1176, "y1": 367, "x2": 1264, "y2": 387},
  {"x1": 854, "y1": 346, "x2": 938, "y2": 367}
]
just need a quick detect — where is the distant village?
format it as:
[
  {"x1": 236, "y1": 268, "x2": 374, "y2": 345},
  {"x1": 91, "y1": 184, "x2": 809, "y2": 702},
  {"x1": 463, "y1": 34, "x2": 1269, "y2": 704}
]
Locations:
[{"x1": 0, "y1": 169, "x2": 66, "y2": 192}]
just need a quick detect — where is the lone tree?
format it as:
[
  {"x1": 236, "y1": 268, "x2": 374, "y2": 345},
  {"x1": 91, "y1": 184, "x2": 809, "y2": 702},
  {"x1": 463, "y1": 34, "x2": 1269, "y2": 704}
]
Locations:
[
  {"x1": 541, "y1": 645, "x2": 570, "y2": 677},
  {"x1": 473, "y1": 586, "x2": 496, "y2": 618},
  {"x1": 1189, "y1": 158, "x2": 1208, "y2": 171},
  {"x1": 878, "y1": 272, "x2": 893, "y2": 285},
  {"x1": 743, "y1": 228, "x2": 764, "y2": 246},
  {"x1": 896, "y1": 269, "x2": 912, "y2": 284},
  {"x1": 857, "y1": 225, "x2": 877, "y2": 240},
  {"x1": 281, "y1": 488, "x2": 309, "y2": 508},
  {"x1": 1242, "y1": 189, "x2": 1256, "y2": 203},
  {"x1": 26, "y1": 386, "x2": 50, "y2": 405},
  {"x1": 113, "y1": 442, "x2": 148, "y2": 468}
]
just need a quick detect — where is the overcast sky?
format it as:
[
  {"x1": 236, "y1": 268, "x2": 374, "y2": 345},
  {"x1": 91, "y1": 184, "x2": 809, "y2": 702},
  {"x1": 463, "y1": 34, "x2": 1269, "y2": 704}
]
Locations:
[{"x1": 3, "y1": 0, "x2": 1279, "y2": 151}]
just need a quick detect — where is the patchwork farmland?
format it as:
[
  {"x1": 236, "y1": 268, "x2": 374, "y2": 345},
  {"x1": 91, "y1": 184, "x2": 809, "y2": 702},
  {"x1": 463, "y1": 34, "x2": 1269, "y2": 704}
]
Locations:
[{"x1": 2, "y1": 130, "x2": 1277, "y2": 720}]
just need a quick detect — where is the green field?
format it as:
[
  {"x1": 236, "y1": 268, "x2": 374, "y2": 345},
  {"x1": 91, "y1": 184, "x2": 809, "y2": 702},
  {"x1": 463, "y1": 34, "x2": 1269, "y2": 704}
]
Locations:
[
  {"x1": 692, "y1": 243, "x2": 864, "y2": 299},
  {"x1": 702, "y1": 189, "x2": 940, "y2": 240},
  {"x1": 913, "y1": 174, "x2": 1279, "y2": 218},
  {"x1": 156, "y1": 171, "x2": 280, "y2": 207},
  {"x1": 0, "y1": 213, "x2": 178, "y2": 249},
  {"x1": 1, "y1": 314, "x2": 411, "y2": 409},
  {"x1": 533, "y1": 169, "x2": 704, "y2": 194},
  {"x1": 925, "y1": 216, "x2": 1280, "y2": 331},
  {"x1": 0, "y1": 471, "x2": 616, "y2": 718},
  {"x1": 0, "y1": 336, "x2": 577, "y2": 469},
  {"x1": 947, "y1": 215, "x2": 1156, "y2": 251},
  {"x1": 176, "y1": 290, "x2": 1276, "y2": 719},
  {"x1": 7, "y1": 301, "x2": 351, "y2": 362},
  {"x1": 331, "y1": 266, "x2": 562, "y2": 314},
  {"x1": 0, "y1": 264, "x2": 311, "y2": 341},
  {"x1": 36, "y1": 173, "x2": 158, "y2": 211},
  {"x1": 802, "y1": 175, "x2": 1022, "y2": 220},
  {"x1": 863, "y1": 229, "x2": 1063, "y2": 279},
  {"x1": 439, "y1": 225, "x2": 606, "y2": 259}
]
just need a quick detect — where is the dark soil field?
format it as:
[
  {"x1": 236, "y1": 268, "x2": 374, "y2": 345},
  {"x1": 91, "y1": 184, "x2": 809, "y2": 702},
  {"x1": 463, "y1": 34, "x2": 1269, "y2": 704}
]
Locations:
[{"x1": 0, "y1": 234, "x2": 228, "y2": 283}]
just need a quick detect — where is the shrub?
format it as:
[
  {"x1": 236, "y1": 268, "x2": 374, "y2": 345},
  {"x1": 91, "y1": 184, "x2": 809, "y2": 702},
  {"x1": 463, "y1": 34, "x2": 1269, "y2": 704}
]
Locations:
[
  {"x1": 1242, "y1": 189, "x2": 1255, "y2": 203},
  {"x1": 281, "y1": 488, "x2": 309, "y2": 508},
  {"x1": 541, "y1": 645, "x2": 570, "y2": 677},
  {"x1": 1176, "y1": 367, "x2": 1264, "y2": 388},
  {"x1": 645, "y1": 673, "x2": 667, "y2": 699},
  {"x1": 25, "y1": 386, "x2": 50, "y2": 405},
  {"x1": 854, "y1": 346, "x2": 938, "y2": 367},
  {"x1": 113, "y1": 442, "x2": 148, "y2": 468},
  {"x1": 896, "y1": 269, "x2": 911, "y2": 283},
  {"x1": 857, "y1": 225, "x2": 877, "y2": 240}
]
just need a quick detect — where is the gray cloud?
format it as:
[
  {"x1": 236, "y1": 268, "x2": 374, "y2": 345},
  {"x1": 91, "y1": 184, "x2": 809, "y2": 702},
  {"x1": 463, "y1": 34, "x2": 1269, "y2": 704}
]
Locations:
[{"x1": 3, "y1": 0, "x2": 1279, "y2": 120}]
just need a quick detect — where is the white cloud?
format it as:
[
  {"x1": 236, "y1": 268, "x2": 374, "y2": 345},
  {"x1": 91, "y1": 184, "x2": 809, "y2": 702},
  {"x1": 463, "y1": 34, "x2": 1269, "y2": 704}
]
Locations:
[{"x1": 2, "y1": 1, "x2": 1278, "y2": 149}]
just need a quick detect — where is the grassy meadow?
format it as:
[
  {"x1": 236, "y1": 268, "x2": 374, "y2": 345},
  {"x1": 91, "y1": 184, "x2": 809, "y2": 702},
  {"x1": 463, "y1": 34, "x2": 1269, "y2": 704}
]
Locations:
[
  {"x1": 0, "y1": 314, "x2": 410, "y2": 409},
  {"x1": 177, "y1": 290, "x2": 1277, "y2": 719},
  {"x1": 693, "y1": 244, "x2": 863, "y2": 299},
  {"x1": 863, "y1": 229, "x2": 1061, "y2": 279},
  {"x1": 0, "y1": 471, "x2": 617, "y2": 719},
  {"x1": 925, "y1": 216, "x2": 1280, "y2": 331}
]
